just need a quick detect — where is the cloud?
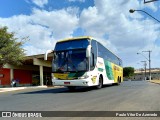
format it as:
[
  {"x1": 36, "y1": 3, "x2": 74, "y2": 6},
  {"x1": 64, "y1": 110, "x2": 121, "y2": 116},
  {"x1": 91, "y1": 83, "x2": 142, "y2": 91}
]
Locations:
[
  {"x1": 31, "y1": 8, "x2": 79, "y2": 39},
  {"x1": 32, "y1": 0, "x2": 48, "y2": 8},
  {"x1": 0, "y1": 8, "x2": 79, "y2": 55},
  {"x1": 140, "y1": 0, "x2": 158, "y2": 12},
  {"x1": 79, "y1": 0, "x2": 160, "y2": 68},
  {"x1": 0, "y1": 0, "x2": 160, "y2": 68},
  {"x1": 68, "y1": 0, "x2": 85, "y2": 3}
]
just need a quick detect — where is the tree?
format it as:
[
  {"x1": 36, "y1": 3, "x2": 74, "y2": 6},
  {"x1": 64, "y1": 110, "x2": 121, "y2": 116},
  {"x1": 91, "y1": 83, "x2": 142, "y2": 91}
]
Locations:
[
  {"x1": 123, "y1": 67, "x2": 134, "y2": 78},
  {"x1": 0, "y1": 27, "x2": 26, "y2": 68}
]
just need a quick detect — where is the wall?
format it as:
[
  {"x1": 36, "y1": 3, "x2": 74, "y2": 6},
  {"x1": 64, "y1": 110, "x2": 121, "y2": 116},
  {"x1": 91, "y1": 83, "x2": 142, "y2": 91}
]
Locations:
[
  {"x1": 14, "y1": 69, "x2": 32, "y2": 85},
  {"x1": 132, "y1": 71, "x2": 160, "y2": 80},
  {"x1": 0, "y1": 68, "x2": 10, "y2": 86}
]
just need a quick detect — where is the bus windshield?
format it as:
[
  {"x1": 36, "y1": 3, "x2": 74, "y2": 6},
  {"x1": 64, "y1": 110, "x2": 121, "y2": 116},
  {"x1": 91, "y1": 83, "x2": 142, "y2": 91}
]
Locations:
[
  {"x1": 54, "y1": 39, "x2": 89, "y2": 51},
  {"x1": 52, "y1": 49, "x2": 88, "y2": 72}
]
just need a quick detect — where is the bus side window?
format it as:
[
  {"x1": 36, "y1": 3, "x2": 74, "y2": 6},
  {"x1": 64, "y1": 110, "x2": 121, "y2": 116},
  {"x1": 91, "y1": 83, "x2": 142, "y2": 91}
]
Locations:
[
  {"x1": 90, "y1": 50, "x2": 94, "y2": 69},
  {"x1": 90, "y1": 40, "x2": 97, "y2": 70}
]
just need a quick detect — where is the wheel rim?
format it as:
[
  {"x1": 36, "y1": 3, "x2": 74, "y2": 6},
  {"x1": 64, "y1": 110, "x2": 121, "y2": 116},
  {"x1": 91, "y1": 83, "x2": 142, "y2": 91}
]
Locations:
[{"x1": 98, "y1": 77, "x2": 102, "y2": 88}]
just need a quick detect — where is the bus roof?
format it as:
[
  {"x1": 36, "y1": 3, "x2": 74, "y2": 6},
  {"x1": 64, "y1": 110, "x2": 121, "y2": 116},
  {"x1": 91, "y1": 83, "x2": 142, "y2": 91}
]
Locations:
[
  {"x1": 56, "y1": 36, "x2": 122, "y2": 61},
  {"x1": 57, "y1": 36, "x2": 92, "y2": 43}
]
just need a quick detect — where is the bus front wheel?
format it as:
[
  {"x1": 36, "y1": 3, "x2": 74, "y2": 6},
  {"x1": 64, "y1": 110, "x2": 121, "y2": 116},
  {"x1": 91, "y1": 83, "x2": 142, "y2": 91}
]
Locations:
[{"x1": 96, "y1": 76, "x2": 103, "y2": 89}]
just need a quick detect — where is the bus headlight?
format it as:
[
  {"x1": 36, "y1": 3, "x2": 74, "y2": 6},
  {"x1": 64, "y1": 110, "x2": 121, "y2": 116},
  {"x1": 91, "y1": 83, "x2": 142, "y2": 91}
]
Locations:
[{"x1": 78, "y1": 75, "x2": 89, "y2": 79}]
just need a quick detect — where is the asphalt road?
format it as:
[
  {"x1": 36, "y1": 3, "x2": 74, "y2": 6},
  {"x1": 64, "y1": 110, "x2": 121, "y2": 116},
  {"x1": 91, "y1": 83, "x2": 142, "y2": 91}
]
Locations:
[{"x1": 0, "y1": 81, "x2": 159, "y2": 120}]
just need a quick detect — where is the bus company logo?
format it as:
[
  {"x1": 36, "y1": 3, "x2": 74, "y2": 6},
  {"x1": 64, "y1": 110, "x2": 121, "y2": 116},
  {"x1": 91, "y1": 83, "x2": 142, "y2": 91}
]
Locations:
[
  {"x1": 98, "y1": 61, "x2": 103, "y2": 67},
  {"x1": 2, "y1": 112, "x2": 11, "y2": 117},
  {"x1": 114, "y1": 66, "x2": 120, "y2": 71},
  {"x1": 91, "y1": 76, "x2": 97, "y2": 84}
]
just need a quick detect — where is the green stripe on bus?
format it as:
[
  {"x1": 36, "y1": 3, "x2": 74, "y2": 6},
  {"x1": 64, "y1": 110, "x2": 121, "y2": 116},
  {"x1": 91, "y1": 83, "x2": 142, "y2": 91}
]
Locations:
[
  {"x1": 68, "y1": 72, "x2": 85, "y2": 78},
  {"x1": 98, "y1": 68, "x2": 104, "y2": 72},
  {"x1": 104, "y1": 61, "x2": 114, "y2": 80}
]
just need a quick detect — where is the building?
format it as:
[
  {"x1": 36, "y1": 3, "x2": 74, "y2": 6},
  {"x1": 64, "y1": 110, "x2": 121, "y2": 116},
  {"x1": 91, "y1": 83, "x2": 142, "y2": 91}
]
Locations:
[
  {"x1": 0, "y1": 53, "x2": 53, "y2": 87},
  {"x1": 132, "y1": 68, "x2": 160, "y2": 80}
]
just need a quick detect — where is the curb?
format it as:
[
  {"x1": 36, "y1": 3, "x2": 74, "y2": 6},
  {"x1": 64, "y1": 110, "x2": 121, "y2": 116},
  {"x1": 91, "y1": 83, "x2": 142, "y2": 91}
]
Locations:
[
  {"x1": 0, "y1": 86, "x2": 48, "y2": 93},
  {"x1": 0, "y1": 87, "x2": 26, "y2": 93},
  {"x1": 0, "y1": 86, "x2": 64, "y2": 93}
]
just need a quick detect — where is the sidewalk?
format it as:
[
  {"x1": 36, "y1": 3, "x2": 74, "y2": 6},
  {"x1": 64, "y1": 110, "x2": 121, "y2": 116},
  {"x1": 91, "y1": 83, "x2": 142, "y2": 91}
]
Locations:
[{"x1": 0, "y1": 86, "x2": 48, "y2": 93}]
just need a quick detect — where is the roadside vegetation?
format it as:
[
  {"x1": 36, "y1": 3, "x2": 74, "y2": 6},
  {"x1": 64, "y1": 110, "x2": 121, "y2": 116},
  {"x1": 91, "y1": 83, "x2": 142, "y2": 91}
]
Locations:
[
  {"x1": 123, "y1": 67, "x2": 134, "y2": 79},
  {"x1": 0, "y1": 26, "x2": 27, "y2": 68}
]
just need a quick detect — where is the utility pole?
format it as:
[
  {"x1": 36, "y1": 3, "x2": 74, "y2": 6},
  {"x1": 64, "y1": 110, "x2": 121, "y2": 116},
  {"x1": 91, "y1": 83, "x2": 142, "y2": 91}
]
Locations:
[
  {"x1": 143, "y1": 50, "x2": 152, "y2": 80},
  {"x1": 141, "y1": 61, "x2": 147, "y2": 80}
]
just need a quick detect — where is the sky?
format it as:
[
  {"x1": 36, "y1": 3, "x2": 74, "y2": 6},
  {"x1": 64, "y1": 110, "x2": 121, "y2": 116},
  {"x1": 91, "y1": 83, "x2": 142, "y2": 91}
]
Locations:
[{"x1": 0, "y1": 0, "x2": 160, "y2": 69}]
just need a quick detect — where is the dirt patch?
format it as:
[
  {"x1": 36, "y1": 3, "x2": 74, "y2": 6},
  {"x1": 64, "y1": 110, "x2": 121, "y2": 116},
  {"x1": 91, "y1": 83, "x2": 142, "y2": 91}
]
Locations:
[{"x1": 150, "y1": 80, "x2": 160, "y2": 84}]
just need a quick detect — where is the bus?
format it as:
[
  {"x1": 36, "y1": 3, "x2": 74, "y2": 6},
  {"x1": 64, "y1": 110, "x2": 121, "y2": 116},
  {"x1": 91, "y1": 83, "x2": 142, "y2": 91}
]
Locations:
[{"x1": 45, "y1": 36, "x2": 123, "y2": 90}]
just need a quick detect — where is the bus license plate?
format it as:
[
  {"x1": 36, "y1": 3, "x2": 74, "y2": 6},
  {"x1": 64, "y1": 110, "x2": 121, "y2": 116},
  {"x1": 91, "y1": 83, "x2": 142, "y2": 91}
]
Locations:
[{"x1": 64, "y1": 82, "x2": 70, "y2": 85}]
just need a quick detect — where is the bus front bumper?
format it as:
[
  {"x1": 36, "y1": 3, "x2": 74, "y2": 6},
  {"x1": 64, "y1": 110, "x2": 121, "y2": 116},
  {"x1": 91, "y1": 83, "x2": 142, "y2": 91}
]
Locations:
[{"x1": 52, "y1": 79, "x2": 94, "y2": 87}]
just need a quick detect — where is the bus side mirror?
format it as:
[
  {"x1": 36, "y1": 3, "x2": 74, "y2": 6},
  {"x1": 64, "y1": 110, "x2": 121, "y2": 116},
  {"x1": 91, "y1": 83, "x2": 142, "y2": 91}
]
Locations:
[
  {"x1": 86, "y1": 45, "x2": 91, "y2": 57},
  {"x1": 44, "y1": 50, "x2": 53, "y2": 60}
]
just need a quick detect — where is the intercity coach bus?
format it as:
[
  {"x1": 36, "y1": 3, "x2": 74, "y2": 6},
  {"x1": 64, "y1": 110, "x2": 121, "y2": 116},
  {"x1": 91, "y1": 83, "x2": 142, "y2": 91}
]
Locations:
[{"x1": 45, "y1": 36, "x2": 123, "y2": 90}]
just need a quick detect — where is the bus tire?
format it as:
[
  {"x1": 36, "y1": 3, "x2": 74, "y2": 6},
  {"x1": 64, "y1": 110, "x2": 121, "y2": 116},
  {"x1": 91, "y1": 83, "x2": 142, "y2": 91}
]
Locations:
[
  {"x1": 96, "y1": 76, "x2": 103, "y2": 89},
  {"x1": 67, "y1": 86, "x2": 76, "y2": 91},
  {"x1": 116, "y1": 77, "x2": 121, "y2": 85}
]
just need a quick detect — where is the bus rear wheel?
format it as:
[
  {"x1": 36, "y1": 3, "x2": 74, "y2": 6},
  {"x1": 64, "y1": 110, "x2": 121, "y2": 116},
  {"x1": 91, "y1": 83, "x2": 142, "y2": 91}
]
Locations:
[
  {"x1": 67, "y1": 86, "x2": 76, "y2": 91},
  {"x1": 116, "y1": 77, "x2": 121, "y2": 85},
  {"x1": 96, "y1": 76, "x2": 103, "y2": 89}
]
